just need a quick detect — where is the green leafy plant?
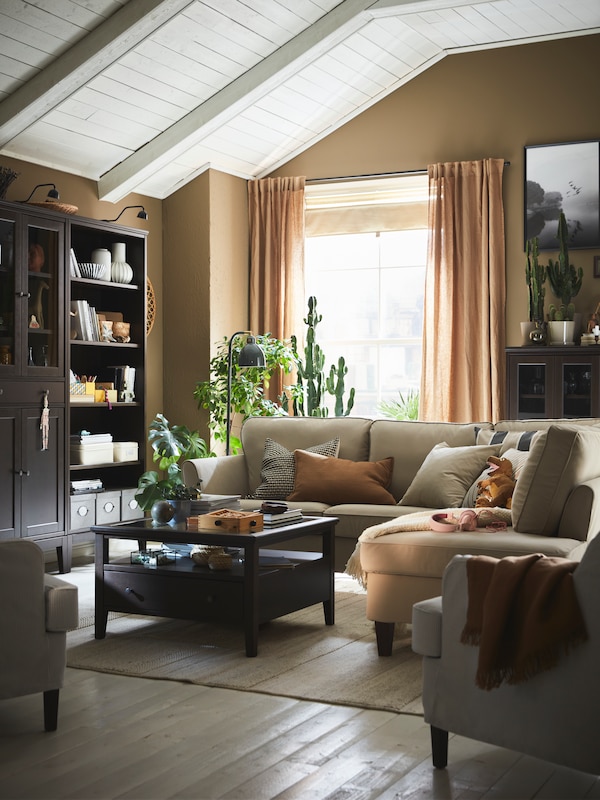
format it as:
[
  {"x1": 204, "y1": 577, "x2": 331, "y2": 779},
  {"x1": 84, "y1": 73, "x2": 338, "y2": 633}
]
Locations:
[
  {"x1": 546, "y1": 212, "x2": 583, "y2": 320},
  {"x1": 283, "y1": 296, "x2": 355, "y2": 417},
  {"x1": 135, "y1": 413, "x2": 213, "y2": 511},
  {"x1": 193, "y1": 334, "x2": 297, "y2": 454},
  {"x1": 377, "y1": 389, "x2": 419, "y2": 421}
]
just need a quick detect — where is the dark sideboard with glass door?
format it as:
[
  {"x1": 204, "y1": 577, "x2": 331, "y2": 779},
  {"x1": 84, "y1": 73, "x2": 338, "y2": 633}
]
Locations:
[
  {"x1": 506, "y1": 346, "x2": 600, "y2": 419},
  {"x1": 0, "y1": 198, "x2": 147, "y2": 571}
]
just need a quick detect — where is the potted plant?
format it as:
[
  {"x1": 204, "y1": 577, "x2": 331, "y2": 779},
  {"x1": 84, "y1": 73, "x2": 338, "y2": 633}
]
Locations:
[
  {"x1": 546, "y1": 212, "x2": 583, "y2": 345},
  {"x1": 135, "y1": 413, "x2": 213, "y2": 522},
  {"x1": 523, "y1": 237, "x2": 546, "y2": 344}
]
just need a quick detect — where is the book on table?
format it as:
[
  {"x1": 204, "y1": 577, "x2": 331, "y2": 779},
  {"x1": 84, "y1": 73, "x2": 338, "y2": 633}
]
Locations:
[
  {"x1": 259, "y1": 508, "x2": 303, "y2": 526},
  {"x1": 190, "y1": 494, "x2": 242, "y2": 514}
]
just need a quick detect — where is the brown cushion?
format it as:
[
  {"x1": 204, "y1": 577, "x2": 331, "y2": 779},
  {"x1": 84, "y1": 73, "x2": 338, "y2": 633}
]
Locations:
[
  {"x1": 512, "y1": 424, "x2": 600, "y2": 536},
  {"x1": 287, "y1": 450, "x2": 396, "y2": 505}
]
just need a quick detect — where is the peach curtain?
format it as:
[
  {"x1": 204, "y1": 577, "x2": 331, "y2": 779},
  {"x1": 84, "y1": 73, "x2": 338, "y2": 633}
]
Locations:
[
  {"x1": 420, "y1": 159, "x2": 506, "y2": 422},
  {"x1": 248, "y1": 176, "x2": 306, "y2": 400}
]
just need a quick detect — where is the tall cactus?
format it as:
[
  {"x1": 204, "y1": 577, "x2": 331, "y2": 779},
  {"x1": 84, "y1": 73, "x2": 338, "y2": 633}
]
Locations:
[
  {"x1": 525, "y1": 237, "x2": 546, "y2": 322},
  {"x1": 284, "y1": 296, "x2": 355, "y2": 417},
  {"x1": 546, "y1": 212, "x2": 582, "y2": 319},
  {"x1": 326, "y1": 356, "x2": 355, "y2": 416}
]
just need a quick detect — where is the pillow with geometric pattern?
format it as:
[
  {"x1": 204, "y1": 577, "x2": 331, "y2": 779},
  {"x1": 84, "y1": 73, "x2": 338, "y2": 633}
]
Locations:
[{"x1": 250, "y1": 437, "x2": 340, "y2": 499}]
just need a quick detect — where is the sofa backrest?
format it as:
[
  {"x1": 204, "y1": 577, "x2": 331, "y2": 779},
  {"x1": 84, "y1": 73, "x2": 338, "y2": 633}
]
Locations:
[
  {"x1": 240, "y1": 416, "x2": 373, "y2": 495},
  {"x1": 369, "y1": 420, "x2": 493, "y2": 500}
]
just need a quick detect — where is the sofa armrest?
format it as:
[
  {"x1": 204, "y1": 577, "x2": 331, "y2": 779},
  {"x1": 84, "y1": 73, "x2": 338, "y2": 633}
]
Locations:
[
  {"x1": 412, "y1": 596, "x2": 442, "y2": 657},
  {"x1": 183, "y1": 454, "x2": 249, "y2": 497},
  {"x1": 559, "y1": 477, "x2": 600, "y2": 542},
  {"x1": 44, "y1": 575, "x2": 78, "y2": 632}
]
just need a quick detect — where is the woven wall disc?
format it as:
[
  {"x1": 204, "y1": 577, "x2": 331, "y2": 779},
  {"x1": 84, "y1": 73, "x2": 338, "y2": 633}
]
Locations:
[{"x1": 146, "y1": 277, "x2": 156, "y2": 336}]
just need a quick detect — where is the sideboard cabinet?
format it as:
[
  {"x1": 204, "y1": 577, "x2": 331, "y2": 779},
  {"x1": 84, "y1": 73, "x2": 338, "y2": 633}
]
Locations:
[
  {"x1": 0, "y1": 199, "x2": 147, "y2": 571},
  {"x1": 506, "y1": 347, "x2": 600, "y2": 419}
]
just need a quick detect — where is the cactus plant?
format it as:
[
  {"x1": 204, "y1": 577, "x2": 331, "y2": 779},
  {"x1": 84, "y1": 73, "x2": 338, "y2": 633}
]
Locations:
[
  {"x1": 548, "y1": 302, "x2": 575, "y2": 322},
  {"x1": 546, "y1": 212, "x2": 582, "y2": 320},
  {"x1": 283, "y1": 296, "x2": 355, "y2": 417},
  {"x1": 525, "y1": 237, "x2": 546, "y2": 322}
]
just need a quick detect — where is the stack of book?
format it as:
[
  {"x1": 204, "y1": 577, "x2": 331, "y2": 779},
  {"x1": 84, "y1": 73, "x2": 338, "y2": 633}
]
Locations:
[
  {"x1": 70, "y1": 477, "x2": 104, "y2": 494},
  {"x1": 189, "y1": 494, "x2": 242, "y2": 514},
  {"x1": 259, "y1": 508, "x2": 303, "y2": 527},
  {"x1": 71, "y1": 432, "x2": 113, "y2": 445}
]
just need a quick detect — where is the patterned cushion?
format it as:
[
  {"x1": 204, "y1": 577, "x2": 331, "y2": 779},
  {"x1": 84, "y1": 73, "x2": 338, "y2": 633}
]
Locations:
[
  {"x1": 250, "y1": 437, "x2": 340, "y2": 499},
  {"x1": 476, "y1": 428, "x2": 541, "y2": 452}
]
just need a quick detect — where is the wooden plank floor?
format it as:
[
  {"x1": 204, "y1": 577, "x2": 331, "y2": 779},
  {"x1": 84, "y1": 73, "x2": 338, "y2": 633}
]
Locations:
[{"x1": 1, "y1": 563, "x2": 598, "y2": 800}]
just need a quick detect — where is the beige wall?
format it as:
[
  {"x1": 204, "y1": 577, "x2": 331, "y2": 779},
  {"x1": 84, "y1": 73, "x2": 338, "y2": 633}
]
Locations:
[{"x1": 271, "y1": 34, "x2": 600, "y2": 347}]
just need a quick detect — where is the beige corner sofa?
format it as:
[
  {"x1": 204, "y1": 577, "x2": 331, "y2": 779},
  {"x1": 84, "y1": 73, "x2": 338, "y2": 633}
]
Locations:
[{"x1": 183, "y1": 415, "x2": 600, "y2": 655}]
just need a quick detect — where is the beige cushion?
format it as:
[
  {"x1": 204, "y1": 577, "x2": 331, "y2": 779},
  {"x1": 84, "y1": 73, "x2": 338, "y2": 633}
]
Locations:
[
  {"x1": 512, "y1": 425, "x2": 600, "y2": 536},
  {"x1": 287, "y1": 450, "x2": 396, "y2": 505},
  {"x1": 250, "y1": 437, "x2": 340, "y2": 499},
  {"x1": 399, "y1": 443, "x2": 501, "y2": 508}
]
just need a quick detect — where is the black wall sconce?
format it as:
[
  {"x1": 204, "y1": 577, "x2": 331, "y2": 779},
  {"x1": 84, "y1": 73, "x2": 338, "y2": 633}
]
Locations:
[
  {"x1": 20, "y1": 183, "x2": 60, "y2": 203},
  {"x1": 102, "y1": 205, "x2": 148, "y2": 223}
]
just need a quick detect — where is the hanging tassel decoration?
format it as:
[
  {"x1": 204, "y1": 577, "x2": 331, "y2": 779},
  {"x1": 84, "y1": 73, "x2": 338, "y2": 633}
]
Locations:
[{"x1": 40, "y1": 391, "x2": 50, "y2": 450}]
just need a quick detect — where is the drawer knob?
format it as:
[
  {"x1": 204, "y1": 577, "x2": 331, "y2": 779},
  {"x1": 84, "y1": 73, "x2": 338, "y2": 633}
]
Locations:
[
  {"x1": 125, "y1": 587, "x2": 143, "y2": 600},
  {"x1": 77, "y1": 506, "x2": 89, "y2": 517},
  {"x1": 103, "y1": 501, "x2": 114, "y2": 513}
]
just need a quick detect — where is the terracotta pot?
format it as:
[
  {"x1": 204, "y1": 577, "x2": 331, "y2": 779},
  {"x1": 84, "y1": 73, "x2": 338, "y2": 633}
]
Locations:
[{"x1": 28, "y1": 243, "x2": 44, "y2": 272}]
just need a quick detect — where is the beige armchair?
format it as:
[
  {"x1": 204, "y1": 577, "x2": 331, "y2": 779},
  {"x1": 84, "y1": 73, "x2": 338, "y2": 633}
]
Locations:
[
  {"x1": 412, "y1": 533, "x2": 600, "y2": 776},
  {"x1": 0, "y1": 540, "x2": 78, "y2": 731}
]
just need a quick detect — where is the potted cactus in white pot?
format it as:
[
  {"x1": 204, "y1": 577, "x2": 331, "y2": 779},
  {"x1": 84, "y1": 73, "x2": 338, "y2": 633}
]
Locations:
[{"x1": 546, "y1": 212, "x2": 583, "y2": 346}]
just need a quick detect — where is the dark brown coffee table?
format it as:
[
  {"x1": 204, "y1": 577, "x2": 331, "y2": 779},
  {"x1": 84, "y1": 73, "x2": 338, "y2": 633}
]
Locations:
[{"x1": 92, "y1": 515, "x2": 337, "y2": 656}]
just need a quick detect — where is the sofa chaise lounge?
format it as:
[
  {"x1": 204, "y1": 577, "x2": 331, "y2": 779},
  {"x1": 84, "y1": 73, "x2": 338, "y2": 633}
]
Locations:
[{"x1": 183, "y1": 415, "x2": 600, "y2": 655}]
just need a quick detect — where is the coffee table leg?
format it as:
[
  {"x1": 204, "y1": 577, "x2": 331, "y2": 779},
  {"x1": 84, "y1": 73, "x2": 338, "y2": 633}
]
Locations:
[
  {"x1": 323, "y1": 523, "x2": 335, "y2": 625},
  {"x1": 244, "y1": 543, "x2": 260, "y2": 657}
]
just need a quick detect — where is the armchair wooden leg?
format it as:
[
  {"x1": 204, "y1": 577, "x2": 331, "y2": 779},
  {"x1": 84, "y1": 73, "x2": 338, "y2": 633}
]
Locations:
[
  {"x1": 375, "y1": 621, "x2": 395, "y2": 656},
  {"x1": 431, "y1": 725, "x2": 448, "y2": 769},
  {"x1": 43, "y1": 689, "x2": 59, "y2": 732}
]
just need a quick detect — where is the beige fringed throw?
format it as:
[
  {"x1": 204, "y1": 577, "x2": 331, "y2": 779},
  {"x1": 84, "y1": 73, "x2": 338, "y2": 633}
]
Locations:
[
  {"x1": 344, "y1": 507, "x2": 512, "y2": 587},
  {"x1": 461, "y1": 554, "x2": 588, "y2": 690}
]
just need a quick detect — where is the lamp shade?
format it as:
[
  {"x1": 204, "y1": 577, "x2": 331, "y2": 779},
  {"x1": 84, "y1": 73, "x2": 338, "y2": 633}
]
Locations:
[{"x1": 239, "y1": 336, "x2": 266, "y2": 367}]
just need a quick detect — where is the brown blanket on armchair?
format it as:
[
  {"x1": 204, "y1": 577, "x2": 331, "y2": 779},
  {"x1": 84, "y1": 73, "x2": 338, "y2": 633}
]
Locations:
[{"x1": 461, "y1": 553, "x2": 588, "y2": 690}]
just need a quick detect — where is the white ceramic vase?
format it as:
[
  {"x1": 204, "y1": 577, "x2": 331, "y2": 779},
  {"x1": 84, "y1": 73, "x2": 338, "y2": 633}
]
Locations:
[
  {"x1": 91, "y1": 248, "x2": 112, "y2": 281},
  {"x1": 111, "y1": 242, "x2": 134, "y2": 284}
]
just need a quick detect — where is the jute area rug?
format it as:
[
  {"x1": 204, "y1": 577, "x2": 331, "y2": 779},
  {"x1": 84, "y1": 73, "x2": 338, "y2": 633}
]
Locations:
[{"x1": 67, "y1": 588, "x2": 424, "y2": 716}]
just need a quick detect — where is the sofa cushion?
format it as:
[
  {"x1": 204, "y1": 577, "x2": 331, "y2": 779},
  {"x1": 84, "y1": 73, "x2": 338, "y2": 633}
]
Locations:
[
  {"x1": 287, "y1": 450, "x2": 396, "y2": 505},
  {"x1": 399, "y1": 443, "x2": 501, "y2": 508},
  {"x1": 476, "y1": 428, "x2": 541, "y2": 452},
  {"x1": 512, "y1": 424, "x2": 600, "y2": 536},
  {"x1": 250, "y1": 437, "x2": 340, "y2": 499},
  {"x1": 463, "y1": 447, "x2": 532, "y2": 508}
]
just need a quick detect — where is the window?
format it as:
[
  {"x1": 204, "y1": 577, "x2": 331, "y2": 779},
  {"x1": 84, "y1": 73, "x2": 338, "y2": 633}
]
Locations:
[{"x1": 304, "y1": 176, "x2": 428, "y2": 417}]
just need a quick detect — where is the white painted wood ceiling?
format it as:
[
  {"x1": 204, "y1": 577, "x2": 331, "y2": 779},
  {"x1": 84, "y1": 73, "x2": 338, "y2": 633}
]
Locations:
[{"x1": 1, "y1": 0, "x2": 598, "y2": 201}]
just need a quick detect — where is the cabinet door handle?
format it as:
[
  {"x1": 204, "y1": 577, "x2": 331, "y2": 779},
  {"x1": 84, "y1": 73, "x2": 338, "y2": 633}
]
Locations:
[
  {"x1": 17, "y1": 291, "x2": 31, "y2": 298},
  {"x1": 16, "y1": 469, "x2": 31, "y2": 477}
]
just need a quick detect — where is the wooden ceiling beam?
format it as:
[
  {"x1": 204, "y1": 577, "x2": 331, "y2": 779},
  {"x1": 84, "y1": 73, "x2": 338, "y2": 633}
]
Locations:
[{"x1": 0, "y1": 0, "x2": 194, "y2": 147}]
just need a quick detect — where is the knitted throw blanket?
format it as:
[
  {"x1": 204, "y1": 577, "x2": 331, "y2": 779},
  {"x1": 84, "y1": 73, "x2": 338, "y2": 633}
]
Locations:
[
  {"x1": 461, "y1": 553, "x2": 588, "y2": 690},
  {"x1": 344, "y1": 507, "x2": 512, "y2": 586}
]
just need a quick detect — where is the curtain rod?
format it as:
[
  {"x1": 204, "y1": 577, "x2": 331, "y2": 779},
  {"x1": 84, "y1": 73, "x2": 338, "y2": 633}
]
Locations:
[{"x1": 306, "y1": 163, "x2": 511, "y2": 184}]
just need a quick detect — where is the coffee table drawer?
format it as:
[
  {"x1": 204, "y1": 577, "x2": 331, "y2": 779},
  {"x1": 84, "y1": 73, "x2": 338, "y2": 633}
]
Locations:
[{"x1": 103, "y1": 570, "x2": 243, "y2": 622}]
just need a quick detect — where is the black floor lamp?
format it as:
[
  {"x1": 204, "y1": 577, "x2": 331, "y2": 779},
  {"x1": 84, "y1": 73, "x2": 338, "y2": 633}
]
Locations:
[{"x1": 226, "y1": 331, "x2": 266, "y2": 455}]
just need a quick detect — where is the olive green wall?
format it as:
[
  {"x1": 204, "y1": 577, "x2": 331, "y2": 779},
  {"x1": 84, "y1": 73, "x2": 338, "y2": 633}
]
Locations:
[{"x1": 271, "y1": 34, "x2": 600, "y2": 348}]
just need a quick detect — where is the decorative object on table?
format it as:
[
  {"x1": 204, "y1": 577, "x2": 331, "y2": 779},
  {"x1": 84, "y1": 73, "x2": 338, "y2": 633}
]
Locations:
[
  {"x1": 529, "y1": 320, "x2": 547, "y2": 345},
  {"x1": 29, "y1": 280, "x2": 48, "y2": 329},
  {"x1": 522, "y1": 236, "x2": 546, "y2": 344},
  {"x1": 187, "y1": 509, "x2": 263, "y2": 533},
  {"x1": 0, "y1": 165, "x2": 19, "y2": 199},
  {"x1": 207, "y1": 551, "x2": 233, "y2": 570},
  {"x1": 225, "y1": 331, "x2": 266, "y2": 455},
  {"x1": 101, "y1": 205, "x2": 148, "y2": 223},
  {"x1": 78, "y1": 262, "x2": 108, "y2": 280},
  {"x1": 190, "y1": 545, "x2": 225, "y2": 566},
  {"x1": 135, "y1": 413, "x2": 213, "y2": 513},
  {"x1": 546, "y1": 212, "x2": 583, "y2": 346},
  {"x1": 100, "y1": 319, "x2": 114, "y2": 342},
  {"x1": 524, "y1": 140, "x2": 600, "y2": 249},
  {"x1": 19, "y1": 182, "x2": 78, "y2": 214},
  {"x1": 150, "y1": 500, "x2": 175, "y2": 525},
  {"x1": 110, "y1": 242, "x2": 134, "y2": 284}
]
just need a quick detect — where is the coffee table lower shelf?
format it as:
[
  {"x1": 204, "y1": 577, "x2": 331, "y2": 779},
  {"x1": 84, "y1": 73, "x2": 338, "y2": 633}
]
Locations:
[{"x1": 93, "y1": 515, "x2": 337, "y2": 656}]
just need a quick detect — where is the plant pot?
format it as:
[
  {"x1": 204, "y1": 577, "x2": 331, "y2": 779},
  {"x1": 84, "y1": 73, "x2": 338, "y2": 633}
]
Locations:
[
  {"x1": 167, "y1": 499, "x2": 191, "y2": 524},
  {"x1": 547, "y1": 320, "x2": 576, "y2": 346},
  {"x1": 520, "y1": 321, "x2": 536, "y2": 346}
]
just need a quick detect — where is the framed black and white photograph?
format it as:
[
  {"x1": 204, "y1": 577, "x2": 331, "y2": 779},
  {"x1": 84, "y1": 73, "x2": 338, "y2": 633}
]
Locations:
[{"x1": 524, "y1": 140, "x2": 600, "y2": 250}]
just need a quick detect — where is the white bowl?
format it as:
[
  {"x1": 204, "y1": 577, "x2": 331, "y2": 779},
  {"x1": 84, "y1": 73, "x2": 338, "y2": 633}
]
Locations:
[{"x1": 78, "y1": 262, "x2": 107, "y2": 280}]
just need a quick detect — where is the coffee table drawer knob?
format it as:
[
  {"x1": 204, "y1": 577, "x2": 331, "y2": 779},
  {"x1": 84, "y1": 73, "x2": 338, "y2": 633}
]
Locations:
[{"x1": 125, "y1": 587, "x2": 144, "y2": 600}]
